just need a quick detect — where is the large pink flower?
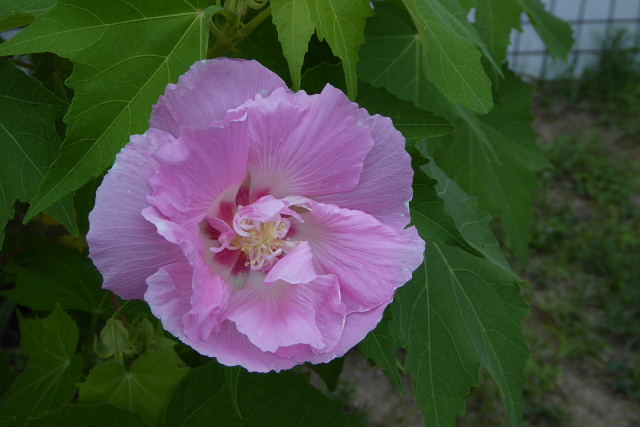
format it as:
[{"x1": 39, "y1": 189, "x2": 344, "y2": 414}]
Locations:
[{"x1": 88, "y1": 59, "x2": 424, "y2": 372}]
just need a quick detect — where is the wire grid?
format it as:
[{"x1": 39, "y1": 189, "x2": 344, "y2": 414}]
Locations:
[{"x1": 508, "y1": 0, "x2": 640, "y2": 79}]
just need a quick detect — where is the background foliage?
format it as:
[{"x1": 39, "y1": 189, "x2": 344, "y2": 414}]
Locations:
[{"x1": 0, "y1": 0, "x2": 587, "y2": 426}]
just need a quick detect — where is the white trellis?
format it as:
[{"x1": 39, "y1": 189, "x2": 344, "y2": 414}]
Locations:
[{"x1": 509, "y1": 0, "x2": 640, "y2": 78}]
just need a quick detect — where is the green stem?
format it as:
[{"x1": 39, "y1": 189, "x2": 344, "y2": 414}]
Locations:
[
  {"x1": 111, "y1": 299, "x2": 133, "y2": 322},
  {"x1": 209, "y1": 20, "x2": 227, "y2": 41},
  {"x1": 238, "y1": 6, "x2": 271, "y2": 40},
  {"x1": 207, "y1": 6, "x2": 271, "y2": 58}
]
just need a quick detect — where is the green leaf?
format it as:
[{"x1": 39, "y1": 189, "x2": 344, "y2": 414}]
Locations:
[
  {"x1": 223, "y1": 366, "x2": 243, "y2": 419},
  {"x1": 0, "y1": 0, "x2": 219, "y2": 222},
  {"x1": 308, "y1": 357, "x2": 344, "y2": 393},
  {"x1": 0, "y1": 300, "x2": 15, "y2": 346},
  {"x1": 2, "y1": 243, "x2": 111, "y2": 316},
  {"x1": 301, "y1": 63, "x2": 454, "y2": 147},
  {"x1": 0, "y1": 306, "x2": 83, "y2": 424},
  {"x1": 32, "y1": 53, "x2": 75, "y2": 104},
  {"x1": 270, "y1": 0, "x2": 314, "y2": 89},
  {"x1": 358, "y1": 83, "x2": 455, "y2": 148},
  {"x1": 306, "y1": 0, "x2": 372, "y2": 99},
  {"x1": 419, "y1": 154, "x2": 515, "y2": 276},
  {"x1": 28, "y1": 404, "x2": 148, "y2": 427},
  {"x1": 234, "y1": 15, "x2": 291, "y2": 85},
  {"x1": 359, "y1": 317, "x2": 403, "y2": 393},
  {"x1": 475, "y1": 0, "x2": 522, "y2": 63},
  {"x1": 0, "y1": 61, "x2": 77, "y2": 246},
  {"x1": 271, "y1": 0, "x2": 373, "y2": 96},
  {"x1": 390, "y1": 242, "x2": 529, "y2": 426},
  {"x1": 164, "y1": 362, "x2": 362, "y2": 426},
  {"x1": 359, "y1": 1, "x2": 492, "y2": 114},
  {"x1": 425, "y1": 71, "x2": 548, "y2": 261},
  {"x1": 409, "y1": 0, "x2": 502, "y2": 74},
  {"x1": 0, "y1": 416, "x2": 16, "y2": 427},
  {"x1": 517, "y1": 0, "x2": 574, "y2": 60},
  {"x1": 457, "y1": 0, "x2": 475, "y2": 10},
  {"x1": 409, "y1": 167, "x2": 477, "y2": 255},
  {"x1": 475, "y1": 0, "x2": 573, "y2": 62},
  {"x1": 361, "y1": 145, "x2": 528, "y2": 425},
  {"x1": 0, "y1": 0, "x2": 55, "y2": 32},
  {"x1": 0, "y1": 351, "x2": 16, "y2": 396},
  {"x1": 94, "y1": 318, "x2": 131, "y2": 361},
  {"x1": 73, "y1": 175, "x2": 101, "y2": 235},
  {"x1": 79, "y1": 352, "x2": 188, "y2": 425}
]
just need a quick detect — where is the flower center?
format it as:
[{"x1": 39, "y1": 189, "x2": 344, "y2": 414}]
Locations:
[
  {"x1": 205, "y1": 195, "x2": 308, "y2": 274},
  {"x1": 228, "y1": 217, "x2": 292, "y2": 270}
]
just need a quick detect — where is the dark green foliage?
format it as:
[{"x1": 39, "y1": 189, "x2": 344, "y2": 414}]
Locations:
[
  {"x1": 0, "y1": 306, "x2": 83, "y2": 424},
  {"x1": 28, "y1": 405, "x2": 148, "y2": 427},
  {"x1": 0, "y1": 0, "x2": 580, "y2": 426},
  {"x1": 0, "y1": 61, "x2": 77, "y2": 245},
  {"x1": 2, "y1": 243, "x2": 111, "y2": 315},
  {"x1": 164, "y1": 362, "x2": 362, "y2": 426}
]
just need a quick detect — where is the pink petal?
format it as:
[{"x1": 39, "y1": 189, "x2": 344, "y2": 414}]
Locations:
[
  {"x1": 142, "y1": 205, "x2": 238, "y2": 283},
  {"x1": 242, "y1": 85, "x2": 373, "y2": 199},
  {"x1": 197, "y1": 321, "x2": 300, "y2": 372},
  {"x1": 316, "y1": 115, "x2": 413, "y2": 228},
  {"x1": 144, "y1": 261, "x2": 193, "y2": 339},
  {"x1": 141, "y1": 206, "x2": 200, "y2": 262},
  {"x1": 147, "y1": 120, "x2": 250, "y2": 229},
  {"x1": 145, "y1": 259, "x2": 231, "y2": 342},
  {"x1": 234, "y1": 194, "x2": 287, "y2": 222},
  {"x1": 304, "y1": 304, "x2": 387, "y2": 364},
  {"x1": 294, "y1": 201, "x2": 425, "y2": 312},
  {"x1": 87, "y1": 129, "x2": 183, "y2": 299},
  {"x1": 150, "y1": 58, "x2": 286, "y2": 136},
  {"x1": 265, "y1": 241, "x2": 317, "y2": 284},
  {"x1": 225, "y1": 272, "x2": 345, "y2": 353},
  {"x1": 146, "y1": 262, "x2": 297, "y2": 373},
  {"x1": 182, "y1": 261, "x2": 232, "y2": 342}
]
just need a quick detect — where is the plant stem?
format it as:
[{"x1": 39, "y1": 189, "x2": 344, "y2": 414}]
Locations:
[{"x1": 207, "y1": 6, "x2": 271, "y2": 58}]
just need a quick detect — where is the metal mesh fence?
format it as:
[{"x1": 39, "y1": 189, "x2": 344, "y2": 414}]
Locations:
[{"x1": 508, "y1": 0, "x2": 640, "y2": 79}]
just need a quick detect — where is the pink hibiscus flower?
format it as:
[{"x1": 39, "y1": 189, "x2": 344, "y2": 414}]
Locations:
[{"x1": 88, "y1": 59, "x2": 424, "y2": 372}]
